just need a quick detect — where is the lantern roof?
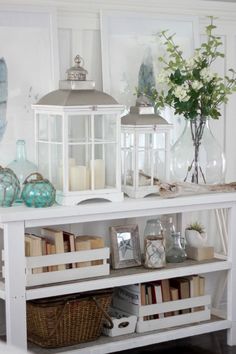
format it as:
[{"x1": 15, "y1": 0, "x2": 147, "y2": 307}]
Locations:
[
  {"x1": 34, "y1": 54, "x2": 120, "y2": 107},
  {"x1": 36, "y1": 87, "x2": 118, "y2": 106},
  {"x1": 121, "y1": 96, "x2": 170, "y2": 126}
]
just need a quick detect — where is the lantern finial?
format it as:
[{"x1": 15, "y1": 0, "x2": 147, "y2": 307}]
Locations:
[
  {"x1": 66, "y1": 54, "x2": 88, "y2": 81},
  {"x1": 136, "y1": 94, "x2": 152, "y2": 107}
]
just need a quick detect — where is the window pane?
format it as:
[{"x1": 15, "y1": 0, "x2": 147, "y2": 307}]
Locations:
[
  {"x1": 122, "y1": 147, "x2": 134, "y2": 187},
  {"x1": 50, "y1": 114, "x2": 62, "y2": 142},
  {"x1": 94, "y1": 114, "x2": 117, "y2": 142},
  {"x1": 37, "y1": 113, "x2": 48, "y2": 141},
  {"x1": 68, "y1": 115, "x2": 91, "y2": 143},
  {"x1": 38, "y1": 142, "x2": 49, "y2": 179},
  {"x1": 154, "y1": 150, "x2": 166, "y2": 181},
  {"x1": 68, "y1": 145, "x2": 91, "y2": 191},
  {"x1": 138, "y1": 149, "x2": 151, "y2": 186},
  {"x1": 104, "y1": 143, "x2": 116, "y2": 188},
  {"x1": 50, "y1": 144, "x2": 63, "y2": 190},
  {"x1": 153, "y1": 132, "x2": 165, "y2": 149}
]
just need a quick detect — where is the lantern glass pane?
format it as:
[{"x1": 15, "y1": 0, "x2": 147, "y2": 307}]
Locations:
[
  {"x1": 94, "y1": 114, "x2": 117, "y2": 142},
  {"x1": 90, "y1": 144, "x2": 105, "y2": 190},
  {"x1": 68, "y1": 144, "x2": 91, "y2": 191},
  {"x1": 50, "y1": 144, "x2": 63, "y2": 190},
  {"x1": 104, "y1": 143, "x2": 116, "y2": 188},
  {"x1": 49, "y1": 114, "x2": 62, "y2": 142},
  {"x1": 121, "y1": 132, "x2": 134, "y2": 187},
  {"x1": 38, "y1": 142, "x2": 49, "y2": 179},
  {"x1": 154, "y1": 150, "x2": 166, "y2": 181},
  {"x1": 68, "y1": 115, "x2": 91, "y2": 143},
  {"x1": 153, "y1": 132, "x2": 165, "y2": 149},
  {"x1": 37, "y1": 113, "x2": 48, "y2": 141},
  {"x1": 138, "y1": 148, "x2": 152, "y2": 186},
  {"x1": 138, "y1": 132, "x2": 152, "y2": 149}
]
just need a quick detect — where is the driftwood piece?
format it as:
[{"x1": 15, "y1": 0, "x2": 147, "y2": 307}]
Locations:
[
  {"x1": 139, "y1": 170, "x2": 160, "y2": 184},
  {"x1": 158, "y1": 182, "x2": 236, "y2": 199}
]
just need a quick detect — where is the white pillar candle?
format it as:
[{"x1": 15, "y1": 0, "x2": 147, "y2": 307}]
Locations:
[
  {"x1": 90, "y1": 159, "x2": 105, "y2": 189},
  {"x1": 69, "y1": 158, "x2": 76, "y2": 167},
  {"x1": 70, "y1": 165, "x2": 89, "y2": 191},
  {"x1": 58, "y1": 158, "x2": 76, "y2": 191}
]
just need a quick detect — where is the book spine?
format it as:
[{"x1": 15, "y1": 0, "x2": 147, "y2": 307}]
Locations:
[{"x1": 75, "y1": 239, "x2": 91, "y2": 267}]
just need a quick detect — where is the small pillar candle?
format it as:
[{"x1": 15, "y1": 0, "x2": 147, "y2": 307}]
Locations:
[
  {"x1": 59, "y1": 158, "x2": 76, "y2": 190},
  {"x1": 70, "y1": 165, "x2": 89, "y2": 191},
  {"x1": 90, "y1": 159, "x2": 105, "y2": 189}
]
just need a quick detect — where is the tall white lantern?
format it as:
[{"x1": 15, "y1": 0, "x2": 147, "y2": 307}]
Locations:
[
  {"x1": 32, "y1": 55, "x2": 124, "y2": 205},
  {"x1": 121, "y1": 101, "x2": 172, "y2": 198}
]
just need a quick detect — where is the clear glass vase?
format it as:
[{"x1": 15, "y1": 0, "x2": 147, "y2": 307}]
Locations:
[
  {"x1": 160, "y1": 216, "x2": 176, "y2": 252},
  {"x1": 170, "y1": 118, "x2": 226, "y2": 184},
  {"x1": 7, "y1": 140, "x2": 37, "y2": 201},
  {"x1": 166, "y1": 232, "x2": 187, "y2": 263}
]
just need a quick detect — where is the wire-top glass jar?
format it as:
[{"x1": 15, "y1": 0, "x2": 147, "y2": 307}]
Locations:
[{"x1": 144, "y1": 218, "x2": 166, "y2": 268}]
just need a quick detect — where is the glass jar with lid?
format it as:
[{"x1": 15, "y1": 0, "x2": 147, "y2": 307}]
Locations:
[
  {"x1": 166, "y1": 231, "x2": 187, "y2": 263},
  {"x1": 144, "y1": 218, "x2": 166, "y2": 268}
]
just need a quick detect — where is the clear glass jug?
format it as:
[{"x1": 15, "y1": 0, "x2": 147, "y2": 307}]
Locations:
[{"x1": 166, "y1": 232, "x2": 187, "y2": 263}]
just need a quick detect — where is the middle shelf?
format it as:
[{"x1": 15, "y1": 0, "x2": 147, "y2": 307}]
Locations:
[{"x1": 7, "y1": 257, "x2": 230, "y2": 300}]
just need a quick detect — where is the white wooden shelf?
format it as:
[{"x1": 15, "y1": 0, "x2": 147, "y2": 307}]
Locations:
[
  {"x1": 28, "y1": 316, "x2": 231, "y2": 354},
  {"x1": 1, "y1": 192, "x2": 236, "y2": 352},
  {"x1": 0, "y1": 258, "x2": 230, "y2": 300},
  {"x1": 26, "y1": 258, "x2": 230, "y2": 300}
]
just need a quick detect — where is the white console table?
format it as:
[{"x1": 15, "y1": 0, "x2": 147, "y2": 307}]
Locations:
[{"x1": 0, "y1": 192, "x2": 236, "y2": 353}]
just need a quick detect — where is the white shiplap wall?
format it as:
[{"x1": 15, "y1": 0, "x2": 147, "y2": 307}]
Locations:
[{"x1": 0, "y1": 0, "x2": 236, "y2": 180}]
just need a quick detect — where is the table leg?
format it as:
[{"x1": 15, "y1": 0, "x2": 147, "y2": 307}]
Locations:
[{"x1": 4, "y1": 221, "x2": 27, "y2": 350}]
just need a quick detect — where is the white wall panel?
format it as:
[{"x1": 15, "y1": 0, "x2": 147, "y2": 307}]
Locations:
[
  {"x1": 58, "y1": 28, "x2": 72, "y2": 80},
  {"x1": 0, "y1": 1, "x2": 235, "y2": 179}
]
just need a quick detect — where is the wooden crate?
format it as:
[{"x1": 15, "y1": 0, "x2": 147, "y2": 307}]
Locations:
[
  {"x1": 113, "y1": 293, "x2": 211, "y2": 333},
  {"x1": 2, "y1": 248, "x2": 110, "y2": 286}
]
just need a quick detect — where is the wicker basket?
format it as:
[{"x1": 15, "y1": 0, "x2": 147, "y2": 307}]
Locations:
[{"x1": 27, "y1": 290, "x2": 113, "y2": 348}]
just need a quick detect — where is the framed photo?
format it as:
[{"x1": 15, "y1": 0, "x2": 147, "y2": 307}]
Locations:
[
  {"x1": 110, "y1": 224, "x2": 142, "y2": 269},
  {"x1": 0, "y1": 6, "x2": 59, "y2": 163},
  {"x1": 100, "y1": 11, "x2": 199, "y2": 142}
]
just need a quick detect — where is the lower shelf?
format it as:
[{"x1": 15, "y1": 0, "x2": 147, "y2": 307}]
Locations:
[{"x1": 28, "y1": 316, "x2": 230, "y2": 354}]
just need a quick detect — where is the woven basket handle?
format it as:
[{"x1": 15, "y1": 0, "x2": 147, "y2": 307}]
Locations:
[
  {"x1": 47, "y1": 301, "x2": 70, "y2": 338},
  {"x1": 92, "y1": 296, "x2": 114, "y2": 329}
]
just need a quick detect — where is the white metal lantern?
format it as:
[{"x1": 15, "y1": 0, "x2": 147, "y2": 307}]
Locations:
[
  {"x1": 121, "y1": 100, "x2": 172, "y2": 198},
  {"x1": 32, "y1": 55, "x2": 124, "y2": 205}
]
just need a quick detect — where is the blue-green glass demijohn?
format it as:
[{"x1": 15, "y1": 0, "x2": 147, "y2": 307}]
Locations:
[
  {"x1": 21, "y1": 172, "x2": 55, "y2": 208},
  {"x1": 7, "y1": 139, "x2": 37, "y2": 202},
  {"x1": 0, "y1": 166, "x2": 20, "y2": 206}
]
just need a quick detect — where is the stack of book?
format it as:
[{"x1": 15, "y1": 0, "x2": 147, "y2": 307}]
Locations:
[
  {"x1": 112, "y1": 275, "x2": 206, "y2": 321},
  {"x1": 25, "y1": 229, "x2": 105, "y2": 273}
]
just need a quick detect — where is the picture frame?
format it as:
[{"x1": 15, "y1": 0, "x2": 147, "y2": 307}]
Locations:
[
  {"x1": 0, "y1": 6, "x2": 59, "y2": 164},
  {"x1": 110, "y1": 224, "x2": 142, "y2": 269},
  {"x1": 100, "y1": 11, "x2": 199, "y2": 142}
]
